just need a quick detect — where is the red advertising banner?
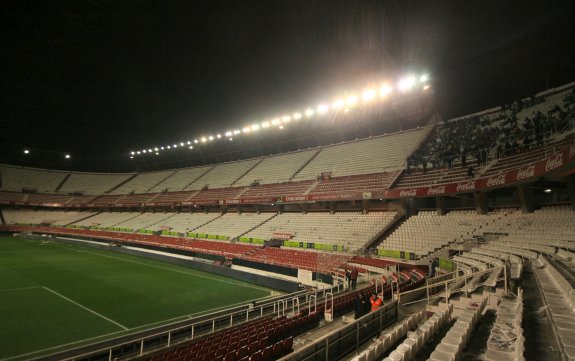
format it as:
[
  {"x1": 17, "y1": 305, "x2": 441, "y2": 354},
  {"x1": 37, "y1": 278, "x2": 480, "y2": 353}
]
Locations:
[
  {"x1": 272, "y1": 232, "x2": 293, "y2": 240},
  {"x1": 220, "y1": 197, "x2": 277, "y2": 205}
]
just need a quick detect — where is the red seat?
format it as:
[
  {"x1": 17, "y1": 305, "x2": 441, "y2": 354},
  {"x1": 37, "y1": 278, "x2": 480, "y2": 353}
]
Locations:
[
  {"x1": 223, "y1": 351, "x2": 236, "y2": 361},
  {"x1": 282, "y1": 337, "x2": 293, "y2": 353},
  {"x1": 249, "y1": 350, "x2": 262, "y2": 361},
  {"x1": 261, "y1": 345, "x2": 274, "y2": 361},
  {"x1": 258, "y1": 337, "x2": 268, "y2": 350},
  {"x1": 236, "y1": 346, "x2": 248, "y2": 359},
  {"x1": 272, "y1": 342, "x2": 283, "y2": 357},
  {"x1": 248, "y1": 341, "x2": 259, "y2": 355}
]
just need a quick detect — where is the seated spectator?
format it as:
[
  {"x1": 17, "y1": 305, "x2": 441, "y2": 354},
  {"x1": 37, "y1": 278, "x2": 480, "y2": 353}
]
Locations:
[{"x1": 467, "y1": 166, "x2": 476, "y2": 179}]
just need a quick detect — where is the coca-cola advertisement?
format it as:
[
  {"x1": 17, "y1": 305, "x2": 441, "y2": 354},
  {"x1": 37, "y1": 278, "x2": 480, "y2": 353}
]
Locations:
[{"x1": 386, "y1": 135, "x2": 575, "y2": 199}]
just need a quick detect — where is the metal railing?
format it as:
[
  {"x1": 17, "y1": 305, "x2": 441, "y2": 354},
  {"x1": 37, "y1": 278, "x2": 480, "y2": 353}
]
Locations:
[
  {"x1": 278, "y1": 300, "x2": 399, "y2": 361},
  {"x1": 30, "y1": 284, "x2": 346, "y2": 361}
]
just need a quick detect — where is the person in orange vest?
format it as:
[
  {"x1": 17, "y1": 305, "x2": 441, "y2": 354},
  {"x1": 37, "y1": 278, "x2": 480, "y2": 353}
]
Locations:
[{"x1": 370, "y1": 293, "x2": 382, "y2": 311}]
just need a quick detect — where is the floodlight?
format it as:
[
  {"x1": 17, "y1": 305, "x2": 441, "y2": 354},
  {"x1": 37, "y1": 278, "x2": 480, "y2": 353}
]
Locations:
[
  {"x1": 161, "y1": 146, "x2": 165, "y2": 150},
  {"x1": 361, "y1": 89, "x2": 376, "y2": 102},
  {"x1": 130, "y1": 156, "x2": 134, "y2": 159},
  {"x1": 380, "y1": 84, "x2": 392, "y2": 97},
  {"x1": 217, "y1": 134, "x2": 221, "y2": 139},
  {"x1": 187, "y1": 141, "x2": 191, "y2": 145},
  {"x1": 305, "y1": 108, "x2": 315, "y2": 117},
  {"x1": 346, "y1": 95, "x2": 358, "y2": 106},
  {"x1": 420, "y1": 74, "x2": 429, "y2": 82},
  {"x1": 130, "y1": 151, "x2": 134, "y2": 155},
  {"x1": 229, "y1": 138, "x2": 233, "y2": 141},
  {"x1": 281, "y1": 115, "x2": 291, "y2": 123},
  {"x1": 251, "y1": 124, "x2": 260, "y2": 131},
  {"x1": 137, "y1": 151, "x2": 141, "y2": 154},
  {"x1": 243, "y1": 127, "x2": 251, "y2": 133},
  {"x1": 225, "y1": 131, "x2": 232, "y2": 137},
  {"x1": 180, "y1": 142, "x2": 184, "y2": 146},
  {"x1": 167, "y1": 145, "x2": 171, "y2": 149},
  {"x1": 423, "y1": 84, "x2": 430, "y2": 90},
  {"x1": 544, "y1": 188, "x2": 552, "y2": 193},
  {"x1": 65, "y1": 154, "x2": 71, "y2": 159},
  {"x1": 279, "y1": 125, "x2": 284, "y2": 129},
  {"x1": 189, "y1": 146, "x2": 194, "y2": 150},
  {"x1": 261, "y1": 121, "x2": 270, "y2": 128},
  {"x1": 398, "y1": 75, "x2": 416, "y2": 91},
  {"x1": 154, "y1": 147, "x2": 158, "y2": 151},
  {"x1": 148, "y1": 149, "x2": 152, "y2": 152},
  {"x1": 317, "y1": 103, "x2": 329, "y2": 114},
  {"x1": 155, "y1": 152, "x2": 159, "y2": 155},
  {"x1": 194, "y1": 139, "x2": 199, "y2": 144},
  {"x1": 208, "y1": 135, "x2": 214, "y2": 140},
  {"x1": 234, "y1": 130, "x2": 241, "y2": 135},
  {"x1": 201, "y1": 137, "x2": 207, "y2": 143},
  {"x1": 293, "y1": 112, "x2": 302, "y2": 120},
  {"x1": 332, "y1": 99, "x2": 344, "y2": 109},
  {"x1": 174, "y1": 144, "x2": 178, "y2": 148},
  {"x1": 143, "y1": 150, "x2": 147, "y2": 153}
]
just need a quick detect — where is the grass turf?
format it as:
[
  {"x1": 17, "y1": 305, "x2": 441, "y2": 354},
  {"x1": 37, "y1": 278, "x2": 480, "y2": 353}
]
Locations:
[{"x1": 0, "y1": 236, "x2": 274, "y2": 360}]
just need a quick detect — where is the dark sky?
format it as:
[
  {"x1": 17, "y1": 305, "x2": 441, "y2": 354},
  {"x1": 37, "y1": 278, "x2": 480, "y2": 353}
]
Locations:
[{"x1": 1, "y1": 0, "x2": 575, "y2": 171}]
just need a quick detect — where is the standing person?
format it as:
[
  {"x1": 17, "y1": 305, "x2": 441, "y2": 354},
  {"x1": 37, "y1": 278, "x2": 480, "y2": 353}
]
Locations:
[
  {"x1": 370, "y1": 293, "x2": 382, "y2": 311},
  {"x1": 345, "y1": 269, "x2": 352, "y2": 290},
  {"x1": 354, "y1": 293, "x2": 368, "y2": 319},
  {"x1": 351, "y1": 267, "x2": 358, "y2": 290}
]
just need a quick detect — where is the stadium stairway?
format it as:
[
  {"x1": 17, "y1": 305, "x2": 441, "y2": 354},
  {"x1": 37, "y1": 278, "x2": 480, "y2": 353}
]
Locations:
[
  {"x1": 234, "y1": 213, "x2": 279, "y2": 242},
  {"x1": 532, "y1": 258, "x2": 575, "y2": 360},
  {"x1": 230, "y1": 158, "x2": 265, "y2": 186},
  {"x1": 366, "y1": 213, "x2": 406, "y2": 250},
  {"x1": 183, "y1": 167, "x2": 215, "y2": 190},
  {"x1": 106, "y1": 173, "x2": 139, "y2": 193},
  {"x1": 54, "y1": 173, "x2": 71, "y2": 193},
  {"x1": 146, "y1": 171, "x2": 178, "y2": 193},
  {"x1": 66, "y1": 211, "x2": 101, "y2": 227},
  {"x1": 288, "y1": 149, "x2": 322, "y2": 180}
]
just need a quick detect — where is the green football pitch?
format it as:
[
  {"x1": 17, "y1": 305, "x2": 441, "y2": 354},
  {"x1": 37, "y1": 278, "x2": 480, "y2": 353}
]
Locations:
[{"x1": 0, "y1": 236, "x2": 275, "y2": 360}]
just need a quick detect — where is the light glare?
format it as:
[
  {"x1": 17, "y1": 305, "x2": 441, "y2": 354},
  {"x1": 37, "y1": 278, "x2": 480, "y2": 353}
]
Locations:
[
  {"x1": 362, "y1": 89, "x2": 376, "y2": 102},
  {"x1": 317, "y1": 103, "x2": 329, "y2": 114},
  {"x1": 305, "y1": 108, "x2": 315, "y2": 117},
  {"x1": 380, "y1": 84, "x2": 392, "y2": 97},
  {"x1": 398, "y1": 76, "x2": 416, "y2": 91}
]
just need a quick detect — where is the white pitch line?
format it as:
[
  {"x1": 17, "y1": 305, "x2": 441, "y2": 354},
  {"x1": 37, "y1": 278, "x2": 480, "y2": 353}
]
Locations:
[
  {"x1": 41, "y1": 286, "x2": 128, "y2": 330},
  {"x1": 83, "y1": 250, "x2": 272, "y2": 292},
  {"x1": 0, "y1": 286, "x2": 40, "y2": 293}
]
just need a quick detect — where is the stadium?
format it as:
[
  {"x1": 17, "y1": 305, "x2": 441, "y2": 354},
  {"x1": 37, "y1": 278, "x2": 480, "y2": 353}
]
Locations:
[{"x1": 1, "y1": 2, "x2": 575, "y2": 361}]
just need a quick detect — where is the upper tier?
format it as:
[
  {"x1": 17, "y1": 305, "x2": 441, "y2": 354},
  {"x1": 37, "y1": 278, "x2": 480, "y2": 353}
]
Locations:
[{"x1": 0, "y1": 127, "x2": 428, "y2": 195}]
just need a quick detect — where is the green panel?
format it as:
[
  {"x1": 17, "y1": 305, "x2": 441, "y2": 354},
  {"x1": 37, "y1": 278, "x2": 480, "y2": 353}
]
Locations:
[
  {"x1": 251, "y1": 238, "x2": 264, "y2": 244},
  {"x1": 197, "y1": 233, "x2": 207, "y2": 238},
  {"x1": 439, "y1": 259, "x2": 454, "y2": 271}
]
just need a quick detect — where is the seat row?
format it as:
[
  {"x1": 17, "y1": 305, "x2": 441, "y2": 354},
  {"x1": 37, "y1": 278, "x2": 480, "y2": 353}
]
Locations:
[
  {"x1": 383, "y1": 305, "x2": 453, "y2": 361},
  {"x1": 351, "y1": 311, "x2": 426, "y2": 361},
  {"x1": 429, "y1": 297, "x2": 487, "y2": 361},
  {"x1": 484, "y1": 290, "x2": 525, "y2": 361}
]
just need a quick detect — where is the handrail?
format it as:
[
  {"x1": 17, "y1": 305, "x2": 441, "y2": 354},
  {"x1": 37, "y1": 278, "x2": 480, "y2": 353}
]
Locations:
[{"x1": 30, "y1": 282, "x2": 346, "y2": 361}]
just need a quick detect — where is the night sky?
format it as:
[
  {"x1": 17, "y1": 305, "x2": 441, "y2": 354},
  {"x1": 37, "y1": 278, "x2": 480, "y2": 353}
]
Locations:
[{"x1": 1, "y1": 0, "x2": 575, "y2": 172}]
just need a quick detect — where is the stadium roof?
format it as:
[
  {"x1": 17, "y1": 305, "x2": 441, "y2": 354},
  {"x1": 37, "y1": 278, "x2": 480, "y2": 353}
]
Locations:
[{"x1": 1, "y1": 1, "x2": 575, "y2": 172}]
